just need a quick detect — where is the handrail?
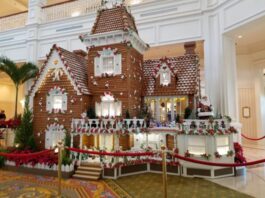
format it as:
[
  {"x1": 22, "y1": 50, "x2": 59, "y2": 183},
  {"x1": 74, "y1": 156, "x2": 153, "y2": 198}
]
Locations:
[{"x1": 0, "y1": 11, "x2": 28, "y2": 19}]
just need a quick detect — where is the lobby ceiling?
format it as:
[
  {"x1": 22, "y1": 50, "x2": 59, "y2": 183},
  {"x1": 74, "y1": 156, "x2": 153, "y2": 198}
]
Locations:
[
  {"x1": 227, "y1": 15, "x2": 265, "y2": 55},
  {"x1": 0, "y1": 0, "x2": 68, "y2": 17}
]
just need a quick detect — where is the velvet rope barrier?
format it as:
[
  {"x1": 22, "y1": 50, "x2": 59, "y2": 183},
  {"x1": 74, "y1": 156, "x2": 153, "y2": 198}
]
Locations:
[
  {"x1": 241, "y1": 133, "x2": 265, "y2": 141},
  {"x1": 0, "y1": 149, "x2": 54, "y2": 158},
  {"x1": 173, "y1": 153, "x2": 265, "y2": 167},
  {"x1": 67, "y1": 147, "x2": 154, "y2": 157}
]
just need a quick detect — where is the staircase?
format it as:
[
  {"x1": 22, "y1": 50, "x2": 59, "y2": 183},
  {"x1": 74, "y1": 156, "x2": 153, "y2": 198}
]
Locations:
[{"x1": 73, "y1": 162, "x2": 102, "y2": 180}]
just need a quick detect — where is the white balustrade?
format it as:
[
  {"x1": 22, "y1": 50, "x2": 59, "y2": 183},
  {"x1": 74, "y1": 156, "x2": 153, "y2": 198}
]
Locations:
[
  {"x1": 183, "y1": 119, "x2": 231, "y2": 131},
  {"x1": 42, "y1": 0, "x2": 102, "y2": 23},
  {"x1": 72, "y1": 118, "x2": 146, "y2": 133},
  {"x1": 0, "y1": 12, "x2": 27, "y2": 32}
]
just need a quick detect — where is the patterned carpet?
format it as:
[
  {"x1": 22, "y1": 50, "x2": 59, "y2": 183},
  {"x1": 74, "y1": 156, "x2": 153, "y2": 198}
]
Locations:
[
  {"x1": 105, "y1": 173, "x2": 253, "y2": 198},
  {"x1": 0, "y1": 171, "x2": 253, "y2": 198},
  {"x1": 0, "y1": 170, "x2": 118, "y2": 198}
]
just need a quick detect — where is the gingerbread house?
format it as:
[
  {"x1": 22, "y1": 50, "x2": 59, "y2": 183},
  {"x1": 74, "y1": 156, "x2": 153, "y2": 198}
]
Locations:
[{"x1": 29, "y1": 45, "x2": 90, "y2": 149}]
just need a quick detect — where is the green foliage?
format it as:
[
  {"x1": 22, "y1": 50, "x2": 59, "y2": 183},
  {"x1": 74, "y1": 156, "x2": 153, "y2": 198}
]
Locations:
[
  {"x1": 87, "y1": 107, "x2": 96, "y2": 119},
  {"x1": 14, "y1": 97, "x2": 36, "y2": 150},
  {"x1": 61, "y1": 132, "x2": 73, "y2": 166},
  {"x1": 0, "y1": 57, "x2": 39, "y2": 118},
  {"x1": 125, "y1": 110, "x2": 131, "y2": 119},
  {"x1": 184, "y1": 106, "x2": 193, "y2": 119},
  {"x1": 0, "y1": 149, "x2": 8, "y2": 168}
]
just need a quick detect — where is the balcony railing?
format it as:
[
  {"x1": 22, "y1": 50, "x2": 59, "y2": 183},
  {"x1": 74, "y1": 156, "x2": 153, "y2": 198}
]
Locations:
[
  {"x1": 0, "y1": 0, "x2": 151, "y2": 32},
  {"x1": 0, "y1": 12, "x2": 27, "y2": 32},
  {"x1": 71, "y1": 118, "x2": 146, "y2": 133},
  {"x1": 42, "y1": 0, "x2": 102, "y2": 23}
]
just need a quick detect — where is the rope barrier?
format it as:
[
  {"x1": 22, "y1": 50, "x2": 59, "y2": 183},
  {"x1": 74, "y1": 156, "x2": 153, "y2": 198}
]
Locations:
[
  {"x1": 0, "y1": 149, "x2": 54, "y2": 158},
  {"x1": 173, "y1": 153, "x2": 264, "y2": 167},
  {"x1": 67, "y1": 147, "x2": 154, "y2": 157},
  {"x1": 241, "y1": 133, "x2": 265, "y2": 141}
]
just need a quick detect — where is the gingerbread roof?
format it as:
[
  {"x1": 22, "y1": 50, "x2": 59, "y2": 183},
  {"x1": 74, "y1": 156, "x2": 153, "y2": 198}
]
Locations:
[
  {"x1": 91, "y1": 6, "x2": 138, "y2": 35},
  {"x1": 29, "y1": 45, "x2": 89, "y2": 96},
  {"x1": 143, "y1": 55, "x2": 199, "y2": 96}
]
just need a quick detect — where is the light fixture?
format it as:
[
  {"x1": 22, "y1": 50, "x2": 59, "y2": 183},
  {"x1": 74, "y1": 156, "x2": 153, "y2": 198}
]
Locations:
[
  {"x1": 71, "y1": 11, "x2": 80, "y2": 17},
  {"x1": 237, "y1": 35, "x2": 243, "y2": 39},
  {"x1": 131, "y1": 0, "x2": 143, "y2": 5},
  {"x1": 20, "y1": 99, "x2": 25, "y2": 108}
]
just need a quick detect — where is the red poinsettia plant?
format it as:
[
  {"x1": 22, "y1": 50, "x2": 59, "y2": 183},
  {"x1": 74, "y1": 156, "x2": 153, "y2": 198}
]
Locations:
[
  {"x1": 5, "y1": 149, "x2": 58, "y2": 167},
  {"x1": 0, "y1": 119, "x2": 21, "y2": 129},
  {"x1": 234, "y1": 142, "x2": 246, "y2": 163}
]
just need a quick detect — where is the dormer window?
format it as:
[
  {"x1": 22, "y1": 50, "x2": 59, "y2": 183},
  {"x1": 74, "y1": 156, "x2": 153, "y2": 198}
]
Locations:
[
  {"x1": 94, "y1": 48, "x2": 122, "y2": 76},
  {"x1": 157, "y1": 63, "x2": 172, "y2": 86},
  {"x1": 160, "y1": 70, "x2": 171, "y2": 86}
]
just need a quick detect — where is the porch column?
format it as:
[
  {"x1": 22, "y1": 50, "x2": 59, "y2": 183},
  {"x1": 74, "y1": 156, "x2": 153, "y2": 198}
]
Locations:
[
  {"x1": 70, "y1": 134, "x2": 74, "y2": 148},
  {"x1": 79, "y1": 134, "x2": 83, "y2": 162},
  {"x1": 146, "y1": 133, "x2": 149, "y2": 148},
  {"x1": 155, "y1": 98, "x2": 160, "y2": 121},
  {"x1": 170, "y1": 98, "x2": 175, "y2": 122}
]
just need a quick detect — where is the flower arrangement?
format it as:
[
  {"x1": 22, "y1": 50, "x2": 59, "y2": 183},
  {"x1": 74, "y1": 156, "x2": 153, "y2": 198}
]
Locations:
[
  {"x1": 226, "y1": 150, "x2": 234, "y2": 157},
  {"x1": 201, "y1": 153, "x2": 211, "y2": 160},
  {"x1": 214, "y1": 151, "x2": 222, "y2": 158},
  {"x1": 184, "y1": 150, "x2": 192, "y2": 158}
]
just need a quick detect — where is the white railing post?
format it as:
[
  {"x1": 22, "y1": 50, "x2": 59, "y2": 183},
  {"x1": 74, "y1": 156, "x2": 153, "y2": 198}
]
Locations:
[{"x1": 27, "y1": 0, "x2": 46, "y2": 25}]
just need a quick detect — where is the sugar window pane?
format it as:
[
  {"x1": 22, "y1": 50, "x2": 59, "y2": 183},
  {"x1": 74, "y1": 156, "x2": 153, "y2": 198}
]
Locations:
[
  {"x1": 53, "y1": 95, "x2": 63, "y2": 109},
  {"x1": 103, "y1": 57, "x2": 114, "y2": 74}
]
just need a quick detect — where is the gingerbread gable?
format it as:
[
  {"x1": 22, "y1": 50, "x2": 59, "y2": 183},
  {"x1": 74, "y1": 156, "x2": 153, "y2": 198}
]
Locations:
[
  {"x1": 29, "y1": 45, "x2": 89, "y2": 98},
  {"x1": 143, "y1": 54, "x2": 199, "y2": 96},
  {"x1": 91, "y1": 6, "x2": 138, "y2": 35}
]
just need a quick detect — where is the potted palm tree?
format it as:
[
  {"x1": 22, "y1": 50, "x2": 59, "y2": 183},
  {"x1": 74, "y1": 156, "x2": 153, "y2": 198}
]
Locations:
[{"x1": 0, "y1": 57, "x2": 39, "y2": 118}]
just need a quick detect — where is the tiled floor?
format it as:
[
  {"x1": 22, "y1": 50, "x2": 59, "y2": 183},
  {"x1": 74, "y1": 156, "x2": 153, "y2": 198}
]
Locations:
[{"x1": 209, "y1": 144, "x2": 265, "y2": 198}]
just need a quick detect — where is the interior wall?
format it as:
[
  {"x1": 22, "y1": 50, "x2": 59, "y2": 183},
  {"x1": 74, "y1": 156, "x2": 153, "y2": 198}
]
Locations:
[
  {"x1": 0, "y1": 82, "x2": 25, "y2": 119},
  {"x1": 237, "y1": 52, "x2": 265, "y2": 145}
]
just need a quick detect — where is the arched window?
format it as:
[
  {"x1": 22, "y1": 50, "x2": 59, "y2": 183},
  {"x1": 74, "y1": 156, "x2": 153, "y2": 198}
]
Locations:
[
  {"x1": 160, "y1": 70, "x2": 171, "y2": 86},
  {"x1": 159, "y1": 63, "x2": 171, "y2": 86},
  {"x1": 95, "y1": 93, "x2": 122, "y2": 117}
]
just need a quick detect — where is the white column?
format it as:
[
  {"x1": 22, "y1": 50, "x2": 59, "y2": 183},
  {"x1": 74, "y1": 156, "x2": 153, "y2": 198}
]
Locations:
[
  {"x1": 222, "y1": 36, "x2": 239, "y2": 121},
  {"x1": 146, "y1": 133, "x2": 149, "y2": 148},
  {"x1": 26, "y1": 0, "x2": 47, "y2": 99},
  {"x1": 155, "y1": 98, "x2": 160, "y2": 121},
  {"x1": 170, "y1": 98, "x2": 175, "y2": 122},
  {"x1": 70, "y1": 134, "x2": 74, "y2": 148},
  {"x1": 203, "y1": 14, "x2": 239, "y2": 121}
]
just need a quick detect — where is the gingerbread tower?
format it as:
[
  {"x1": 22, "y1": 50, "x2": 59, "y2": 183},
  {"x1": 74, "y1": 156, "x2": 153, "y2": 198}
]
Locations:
[{"x1": 81, "y1": 3, "x2": 149, "y2": 118}]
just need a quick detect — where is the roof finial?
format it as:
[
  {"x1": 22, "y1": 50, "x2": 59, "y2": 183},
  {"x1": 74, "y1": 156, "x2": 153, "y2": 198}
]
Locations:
[{"x1": 102, "y1": 0, "x2": 124, "y2": 9}]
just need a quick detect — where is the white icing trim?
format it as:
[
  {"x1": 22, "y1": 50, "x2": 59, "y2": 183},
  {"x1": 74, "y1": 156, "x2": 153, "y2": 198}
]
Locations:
[
  {"x1": 83, "y1": 30, "x2": 148, "y2": 54},
  {"x1": 30, "y1": 50, "x2": 82, "y2": 103}
]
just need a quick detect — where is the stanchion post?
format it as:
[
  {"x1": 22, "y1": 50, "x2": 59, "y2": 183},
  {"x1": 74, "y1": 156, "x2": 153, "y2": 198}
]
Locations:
[
  {"x1": 57, "y1": 141, "x2": 63, "y2": 198},
  {"x1": 161, "y1": 146, "x2": 167, "y2": 198}
]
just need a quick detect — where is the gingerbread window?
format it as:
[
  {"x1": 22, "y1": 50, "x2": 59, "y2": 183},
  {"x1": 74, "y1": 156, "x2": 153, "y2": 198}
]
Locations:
[
  {"x1": 46, "y1": 87, "x2": 67, "y2": 113},
  {"x1": 94, "y1": 48, "x2": 122, "y2": 76}
]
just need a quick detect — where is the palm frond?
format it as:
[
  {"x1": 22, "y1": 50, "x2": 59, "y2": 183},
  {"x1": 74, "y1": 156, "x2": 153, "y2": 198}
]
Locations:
[
  {"x1": 19, "y1": 62, "x2": 39, "y2": 84},
  {"x1": 0, "y1": 56, "x2": 19, "y2": 84}
]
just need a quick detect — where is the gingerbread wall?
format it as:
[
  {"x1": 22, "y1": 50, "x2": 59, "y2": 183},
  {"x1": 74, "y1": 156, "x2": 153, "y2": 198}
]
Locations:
[
  {"x1": 33, "y1": 70, "x2": 90, "y2": 150},
  {"x1": 87, "y1": 43, "x2": 144, "y2": 117}
]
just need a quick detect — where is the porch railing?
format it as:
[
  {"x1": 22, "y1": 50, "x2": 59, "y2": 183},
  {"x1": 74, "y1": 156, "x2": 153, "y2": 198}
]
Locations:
[
  {"x1": 0, "y1": 12, "x2": 27, "y2": 32},
  {"x1": 71, "y1": 118, "x2": 146, "y2": 133}
]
